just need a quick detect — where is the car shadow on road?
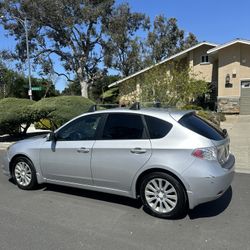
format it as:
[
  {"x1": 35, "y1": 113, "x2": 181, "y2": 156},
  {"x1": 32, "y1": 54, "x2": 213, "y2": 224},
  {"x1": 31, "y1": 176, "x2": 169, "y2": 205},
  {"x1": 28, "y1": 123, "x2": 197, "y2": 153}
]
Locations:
[
  {"x1": 187, "y1": 186, "x2": 232, "y2": 219},
  {"x1": 43, "y1": 183, "x2": 142, "y2": 209}
]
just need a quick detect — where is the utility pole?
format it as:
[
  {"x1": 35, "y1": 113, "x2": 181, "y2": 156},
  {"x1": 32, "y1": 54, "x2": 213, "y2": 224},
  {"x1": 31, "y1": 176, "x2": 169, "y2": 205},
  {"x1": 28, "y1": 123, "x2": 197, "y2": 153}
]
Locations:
[{"x1": 24, "y1": 17, "x2": 32, "y2": 100}]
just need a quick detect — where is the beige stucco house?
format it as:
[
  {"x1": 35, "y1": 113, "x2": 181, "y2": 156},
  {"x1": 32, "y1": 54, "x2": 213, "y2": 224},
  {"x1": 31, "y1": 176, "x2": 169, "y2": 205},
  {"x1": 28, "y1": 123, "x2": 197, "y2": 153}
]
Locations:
[{"x1": 109, "y1": 39, "x2": 250, "y2": 114}]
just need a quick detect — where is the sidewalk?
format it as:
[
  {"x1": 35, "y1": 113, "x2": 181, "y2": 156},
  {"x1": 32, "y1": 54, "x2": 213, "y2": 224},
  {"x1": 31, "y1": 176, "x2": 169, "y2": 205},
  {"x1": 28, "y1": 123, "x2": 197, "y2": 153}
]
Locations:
[{"x1": 221, "y1": 115, "x2": 250, "y2": 174}]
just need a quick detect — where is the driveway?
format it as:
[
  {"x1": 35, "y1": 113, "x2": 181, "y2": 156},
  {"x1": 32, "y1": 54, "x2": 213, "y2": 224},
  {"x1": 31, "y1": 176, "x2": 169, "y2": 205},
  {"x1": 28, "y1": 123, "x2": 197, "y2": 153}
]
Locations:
[{"x1": 221, "y1": 115, "x2": 250, "y2": 173}]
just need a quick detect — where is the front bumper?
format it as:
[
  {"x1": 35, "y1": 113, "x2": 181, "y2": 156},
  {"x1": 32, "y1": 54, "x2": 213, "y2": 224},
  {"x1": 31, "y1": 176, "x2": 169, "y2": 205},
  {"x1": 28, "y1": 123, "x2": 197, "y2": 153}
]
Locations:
[
  {"x1": 1, "y1": 151, "x2": 11, "y2": 177},
  {"x1": 183, "y1": 154, "x2": 235, "y2": 209}
]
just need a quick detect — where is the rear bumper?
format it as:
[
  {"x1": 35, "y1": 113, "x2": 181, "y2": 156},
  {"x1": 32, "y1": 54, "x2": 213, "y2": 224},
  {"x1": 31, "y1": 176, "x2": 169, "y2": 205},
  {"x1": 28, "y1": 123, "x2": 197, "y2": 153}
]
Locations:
[{"x1": 183, "y1": 154, "x2": 235, "y2": 209}]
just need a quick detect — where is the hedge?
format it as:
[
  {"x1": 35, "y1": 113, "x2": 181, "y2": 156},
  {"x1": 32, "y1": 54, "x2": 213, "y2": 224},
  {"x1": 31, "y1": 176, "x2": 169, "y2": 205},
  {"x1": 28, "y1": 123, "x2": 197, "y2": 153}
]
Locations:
[
  {"x1": 32, "y1": 96, "x2": 94, "y2": 130},
  {"x1": 0, "y1": 96, "x2": 94, "y2": 135},
  {"x1": 0, "y1": 98, "x2": 35, "y2": 135}
]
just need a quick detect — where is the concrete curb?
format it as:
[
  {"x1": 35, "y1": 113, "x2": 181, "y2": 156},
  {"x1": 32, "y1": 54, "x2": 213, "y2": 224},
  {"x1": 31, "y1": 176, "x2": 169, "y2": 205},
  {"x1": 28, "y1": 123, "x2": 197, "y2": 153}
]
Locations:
[{"x1": 235, "y1": 169, "x2": 250, "y2": 175}]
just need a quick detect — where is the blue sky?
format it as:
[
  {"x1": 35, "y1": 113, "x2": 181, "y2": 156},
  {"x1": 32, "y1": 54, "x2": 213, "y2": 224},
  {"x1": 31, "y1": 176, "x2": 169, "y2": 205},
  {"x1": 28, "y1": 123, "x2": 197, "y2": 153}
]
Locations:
[{"x1": 1, "y1": 0, "x2": 250, "y2": 91}]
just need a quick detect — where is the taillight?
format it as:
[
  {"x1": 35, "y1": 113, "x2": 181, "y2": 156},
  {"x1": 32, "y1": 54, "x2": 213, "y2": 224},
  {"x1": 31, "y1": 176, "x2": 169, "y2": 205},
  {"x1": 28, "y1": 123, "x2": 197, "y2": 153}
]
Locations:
[{"x1": 192, "y1": 147, "x2": 217, "y2": 161}]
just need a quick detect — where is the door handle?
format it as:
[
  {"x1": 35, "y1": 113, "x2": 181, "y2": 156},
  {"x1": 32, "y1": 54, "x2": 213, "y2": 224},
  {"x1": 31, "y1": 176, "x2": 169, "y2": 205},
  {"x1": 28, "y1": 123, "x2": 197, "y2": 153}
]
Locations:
[
  {"x1": 77, "y1": 147, "x2": 90, "y2": 153},
  {"x1": 130, "y1": 148, "x2": 147, "y2": 154}
]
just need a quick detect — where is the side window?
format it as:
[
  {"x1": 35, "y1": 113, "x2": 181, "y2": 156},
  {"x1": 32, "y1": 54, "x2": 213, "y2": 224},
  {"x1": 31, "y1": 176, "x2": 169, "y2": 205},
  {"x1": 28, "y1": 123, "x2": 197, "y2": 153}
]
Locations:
[
  {"x1": 144, "y1": 115, "x2": 173, "y2": 139},
  {"x1": 57, "y1": 114, "x2": 102, "y2": 141},
  {"x1": 102, "y1": 113, "x2": 145, "y2": 140}
]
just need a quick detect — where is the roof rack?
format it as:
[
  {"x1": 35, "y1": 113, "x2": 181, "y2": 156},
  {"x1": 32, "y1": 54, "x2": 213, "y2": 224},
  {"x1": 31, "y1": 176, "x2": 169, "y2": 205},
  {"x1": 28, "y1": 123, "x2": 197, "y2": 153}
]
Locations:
[
  {"x1": 130, "y1": 102, "x2": 140, "y2": 110},
  {"x1": 129, "y1": 101, "x2": 162, "y2": 110},
  {"x1": 88, "y1": 101, "x2": 164, "y2": 112},
  {"x1": 88, "y1": 104, "x2": 120, "y2": 112}
]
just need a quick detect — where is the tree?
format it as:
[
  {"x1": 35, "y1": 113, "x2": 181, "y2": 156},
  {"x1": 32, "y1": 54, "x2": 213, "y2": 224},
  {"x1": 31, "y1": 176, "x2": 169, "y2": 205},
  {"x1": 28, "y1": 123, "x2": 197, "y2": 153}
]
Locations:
[
  {"x1": 0, "y1": 0, "x2": 115, "y2": 98},
  {"x1": 140, "y1": 62, "x2": 208, "y2": 106},
  {"x1": 119, "y1": 61, "x2": 208, "y2": 106},
  {"x1": 0, "y1": 63, "x2": 59, "y2": 100},
  {"x1": 179, "y1": 32, "x2": 198, "y2": 51},
  {"x1": 104, "y1": 3, "x2": 149, "y2": 77},
  {"x1": 145, "y1": 15, "x2": 198, "y2": 64},
  {"x1": 62, "y1": 81, "x2": 81, "y2": 96},
  {"x1": 89, "y1": 75, "x2": 120, "y2": 102}
]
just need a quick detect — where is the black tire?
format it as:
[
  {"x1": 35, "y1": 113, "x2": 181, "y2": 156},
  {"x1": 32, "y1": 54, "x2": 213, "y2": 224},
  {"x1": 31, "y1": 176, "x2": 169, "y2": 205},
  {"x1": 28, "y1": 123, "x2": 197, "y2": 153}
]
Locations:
[
  {"x1": 140, "y1": 172, "x2": 187, "y2": 219},
  {"x1": 12, "y1": 156, "x2": 37, "y2": 190}
]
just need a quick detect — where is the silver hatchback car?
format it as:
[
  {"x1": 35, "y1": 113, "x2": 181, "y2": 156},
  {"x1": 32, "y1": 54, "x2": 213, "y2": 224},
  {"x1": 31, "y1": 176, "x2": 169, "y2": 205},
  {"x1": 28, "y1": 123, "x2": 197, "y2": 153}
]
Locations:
[{"x1": 2, "y1": 107, "x2": 235, "y2": 219}]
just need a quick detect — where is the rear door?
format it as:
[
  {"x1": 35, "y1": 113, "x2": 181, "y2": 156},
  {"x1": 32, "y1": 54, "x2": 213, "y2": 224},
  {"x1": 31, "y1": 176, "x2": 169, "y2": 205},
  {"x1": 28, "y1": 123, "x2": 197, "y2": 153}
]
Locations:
[{"x1": 91, "y1": 113, "x2": 152, "y2": 192}]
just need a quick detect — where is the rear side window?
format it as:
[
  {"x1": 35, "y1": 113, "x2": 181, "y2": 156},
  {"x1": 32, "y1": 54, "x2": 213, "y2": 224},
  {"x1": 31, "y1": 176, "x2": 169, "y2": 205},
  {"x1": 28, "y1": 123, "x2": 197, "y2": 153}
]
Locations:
[
  {"x1": 144, "y1": 115, "x2": 173, "y2": 139},
  {"x1": 102, "y1": 113, "x2": 145, "y2": 140},
  {"x1": 179, "y1": 113, "x2": 225, "y2": 141}
]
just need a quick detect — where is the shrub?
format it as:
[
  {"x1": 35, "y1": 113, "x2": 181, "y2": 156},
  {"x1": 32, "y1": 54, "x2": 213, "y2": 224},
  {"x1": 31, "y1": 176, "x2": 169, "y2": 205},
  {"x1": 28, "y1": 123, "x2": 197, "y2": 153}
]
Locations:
[
  {"x1": 34, "y1": 119, "x2": 53, "y2": 130},
  {"x1": 181, "y1": 104, "x2": 203, "y2": 111},
  {"x1": 0, "y1": 96, "x2": 94, "y2": 135},
  {"x1": 0, "y1": 98, "x2": 35, "y2": 135},
  {"x1": 196, "y1": 110, "x2": 226, "y2": 126},
  {"x1": 32, "y1": 96, "x2": 94, "y2": 130}
]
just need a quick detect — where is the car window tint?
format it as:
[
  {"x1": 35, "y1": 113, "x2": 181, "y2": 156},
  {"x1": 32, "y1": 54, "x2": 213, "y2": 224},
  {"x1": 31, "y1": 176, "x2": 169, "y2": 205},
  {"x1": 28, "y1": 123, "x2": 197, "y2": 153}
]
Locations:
[
  {"x1": 179, "y1": 113, "x2": 225, "y2": 141},
  {"x1": 144, "y1": 115, "x2": 173, "y2": 139},
  {"x1": 57, "y1": 114, "x2": 102, "y2": 141},
  {"x1": 102, "y1": 113, "x2": 144, "y2": 140}
]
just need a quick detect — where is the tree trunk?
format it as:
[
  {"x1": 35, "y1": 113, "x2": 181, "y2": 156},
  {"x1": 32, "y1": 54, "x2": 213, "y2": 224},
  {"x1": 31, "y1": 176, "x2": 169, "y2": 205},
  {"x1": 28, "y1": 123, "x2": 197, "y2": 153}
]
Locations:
[{"x1": 80, "y1": 79, "x2": 88, "y2": 98}]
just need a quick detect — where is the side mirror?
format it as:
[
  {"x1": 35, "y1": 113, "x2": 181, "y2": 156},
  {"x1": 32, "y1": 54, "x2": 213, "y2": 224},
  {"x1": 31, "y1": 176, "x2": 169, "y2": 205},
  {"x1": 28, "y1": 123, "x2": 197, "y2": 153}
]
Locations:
[{"x1": 46, "y1": 131, "x2": 57, "y2": 142}]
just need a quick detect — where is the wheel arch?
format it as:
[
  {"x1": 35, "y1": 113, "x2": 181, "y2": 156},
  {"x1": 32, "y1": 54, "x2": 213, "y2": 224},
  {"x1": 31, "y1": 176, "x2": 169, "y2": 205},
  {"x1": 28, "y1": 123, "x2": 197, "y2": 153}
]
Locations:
[{"x1": 135, "y1": 168, "x2": 189, "y2": 201}]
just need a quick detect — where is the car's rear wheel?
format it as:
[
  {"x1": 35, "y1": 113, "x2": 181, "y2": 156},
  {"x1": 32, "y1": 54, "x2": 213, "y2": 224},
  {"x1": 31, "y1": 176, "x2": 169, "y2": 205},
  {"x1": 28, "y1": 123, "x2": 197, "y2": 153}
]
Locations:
[
  {"x1": 140, "y1": 172, "x2": 187, "y2": 219},
  {"x1": 12, "y1": 157, "x2": 37, "y2": 190}
]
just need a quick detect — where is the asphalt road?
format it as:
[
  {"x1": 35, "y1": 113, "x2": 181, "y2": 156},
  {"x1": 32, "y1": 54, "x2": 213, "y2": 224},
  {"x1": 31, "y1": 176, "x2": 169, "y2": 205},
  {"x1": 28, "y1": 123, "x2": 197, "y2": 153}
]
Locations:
[{"x1": 0, "y1": 150, "x2": 250, "y2": 250}]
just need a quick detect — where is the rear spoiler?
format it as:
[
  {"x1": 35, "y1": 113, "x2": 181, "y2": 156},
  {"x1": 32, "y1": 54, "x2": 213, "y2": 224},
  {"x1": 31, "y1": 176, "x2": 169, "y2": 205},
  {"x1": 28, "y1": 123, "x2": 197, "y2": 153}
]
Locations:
[{"x1": 169, "y1": 110, "x2": 195, "y2": 122}]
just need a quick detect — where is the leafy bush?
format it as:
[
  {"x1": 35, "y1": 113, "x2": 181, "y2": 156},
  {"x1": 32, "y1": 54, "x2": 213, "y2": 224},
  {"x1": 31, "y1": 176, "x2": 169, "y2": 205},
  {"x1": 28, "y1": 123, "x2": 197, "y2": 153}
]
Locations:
[
  {"x1": 34, "y1": 119, "x2": 52, "y2": 130},
  {"x1": 181, "y1": 104, "x2": 203, "y2": 111},
  {"x1": 196, "y1": 110, "x2": 226, "y2": 126},
  {"x1": 0, "y1": 96, "x2": 94, "y2": 135},
  {"x1": 0, "y1": 98, "x2": 35, "y2": 135},
  {"x1": 32, "y1": 96, "x2": 94, "y2": 130}
]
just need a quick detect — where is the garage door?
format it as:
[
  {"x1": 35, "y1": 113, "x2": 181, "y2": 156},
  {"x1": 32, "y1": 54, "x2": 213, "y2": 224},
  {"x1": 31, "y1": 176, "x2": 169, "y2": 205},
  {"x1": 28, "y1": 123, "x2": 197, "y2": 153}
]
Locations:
[{"x1": 240, "y1": 81, "x2": 250, "y2": 115}]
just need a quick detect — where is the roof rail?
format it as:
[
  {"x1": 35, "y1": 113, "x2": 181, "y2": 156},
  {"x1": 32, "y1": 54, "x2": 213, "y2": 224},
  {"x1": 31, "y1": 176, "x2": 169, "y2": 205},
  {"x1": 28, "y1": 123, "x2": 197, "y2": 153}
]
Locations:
[
  {"x1": 88, "y1": 105, "x2": 97, "y2": 112},
  {"x1": 130, "y1": 102, "x2": 140, "y2": 110},
  {"x1": 87, "y1": 104, "x2": 119, "y2": 112},
  {"x1": 130, "y1": 101, "x2": 163, "y2": 110}
]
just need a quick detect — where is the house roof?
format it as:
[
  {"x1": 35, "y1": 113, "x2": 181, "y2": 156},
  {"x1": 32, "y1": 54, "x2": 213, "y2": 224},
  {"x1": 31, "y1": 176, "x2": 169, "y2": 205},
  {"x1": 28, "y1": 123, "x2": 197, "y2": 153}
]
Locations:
[
  {"x1": 108, "y1": 42, "x2": 218, "y2": 88},
  {"x1": 207, "y1": 39, "x2": 250, "y2": 54}
]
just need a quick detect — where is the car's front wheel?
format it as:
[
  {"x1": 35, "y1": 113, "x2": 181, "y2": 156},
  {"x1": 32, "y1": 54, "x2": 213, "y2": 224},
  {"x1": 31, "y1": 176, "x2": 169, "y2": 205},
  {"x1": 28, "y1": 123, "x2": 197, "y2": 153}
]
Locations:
[
  {"x1": 140, "y1": 172, "x2": 187, "y2": 219},
  {"x1": 12, "y1": 157, "x2": 37, "y2": 190}
]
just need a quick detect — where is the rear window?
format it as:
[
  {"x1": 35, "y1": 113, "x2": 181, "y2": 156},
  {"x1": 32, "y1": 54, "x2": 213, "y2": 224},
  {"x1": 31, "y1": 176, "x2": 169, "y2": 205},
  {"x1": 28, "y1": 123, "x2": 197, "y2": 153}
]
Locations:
[
  {"x1": 179, "y1": 113, "x2": 225, "y2": 141},
  {"x1": 144, "y1": 115, "x2": 173, "y2": 139}
]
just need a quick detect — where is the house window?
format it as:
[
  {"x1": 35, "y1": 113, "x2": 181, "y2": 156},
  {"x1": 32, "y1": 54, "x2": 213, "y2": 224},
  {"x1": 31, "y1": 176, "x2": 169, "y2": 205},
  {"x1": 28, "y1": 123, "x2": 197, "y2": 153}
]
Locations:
[{"x1": 201, "y1": 55, "x2": 209, "y2": 63}]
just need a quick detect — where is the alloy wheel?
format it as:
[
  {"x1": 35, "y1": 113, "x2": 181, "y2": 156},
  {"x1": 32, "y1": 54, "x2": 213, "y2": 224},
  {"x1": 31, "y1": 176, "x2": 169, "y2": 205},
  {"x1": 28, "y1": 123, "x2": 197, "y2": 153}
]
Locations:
[
  {"x1": 145, "y1": 178, "x2": 178, "y2": 213},
  {"x1": 14, "y1": 161, "x2": 32, "y2": 187}
]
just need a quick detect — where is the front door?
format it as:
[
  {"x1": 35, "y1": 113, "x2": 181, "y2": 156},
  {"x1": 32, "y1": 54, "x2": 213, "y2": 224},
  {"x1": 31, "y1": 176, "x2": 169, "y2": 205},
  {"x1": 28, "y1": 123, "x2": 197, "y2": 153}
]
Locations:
[
  {"x1": 91, "y1": 113, "x2": 152, "y2": 192},
  {"x1": 40, "y1": 114, "x2": 103, "y2": 185}
]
